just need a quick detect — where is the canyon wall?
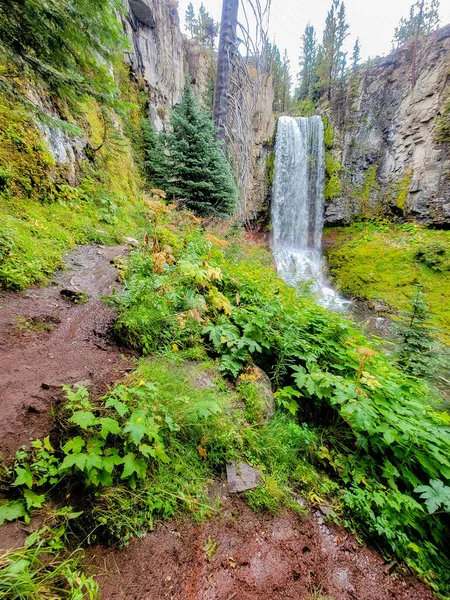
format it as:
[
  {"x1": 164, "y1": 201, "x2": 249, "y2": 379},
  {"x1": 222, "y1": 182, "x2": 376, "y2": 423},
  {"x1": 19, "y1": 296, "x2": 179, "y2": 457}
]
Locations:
[
  {"x1": 42, "y1": 0, "x2": 275, "y2": 218},
  {"x1": 325, "y1": 24, "x2": 450, "y2": 227}
]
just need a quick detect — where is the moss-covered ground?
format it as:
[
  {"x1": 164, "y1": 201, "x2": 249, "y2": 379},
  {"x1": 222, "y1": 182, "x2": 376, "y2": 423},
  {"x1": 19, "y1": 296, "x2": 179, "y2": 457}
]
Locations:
[{"x1": 325, "y1": 221, "x2": 450, "y2": 340}]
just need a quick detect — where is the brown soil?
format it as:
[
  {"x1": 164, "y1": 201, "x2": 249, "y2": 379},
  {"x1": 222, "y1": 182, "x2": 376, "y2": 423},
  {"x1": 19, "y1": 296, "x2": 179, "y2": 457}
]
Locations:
[
  {"x1": 0, "y1": 244, "x2": 134, "y2": 462},
  {"x1": 91, "y1": 496, "x2": 436, "y2": 600}
]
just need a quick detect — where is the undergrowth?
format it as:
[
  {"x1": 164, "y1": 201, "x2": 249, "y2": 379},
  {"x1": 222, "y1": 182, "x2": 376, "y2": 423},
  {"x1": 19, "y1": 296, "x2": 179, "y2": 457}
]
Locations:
[{"x1": 2, "y1": 201, "x2": 450, "y2": 596}]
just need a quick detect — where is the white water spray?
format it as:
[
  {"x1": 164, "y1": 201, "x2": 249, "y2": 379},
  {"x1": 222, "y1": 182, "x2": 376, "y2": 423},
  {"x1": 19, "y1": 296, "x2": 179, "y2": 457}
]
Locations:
[{"x1": 271, "y1": 116, "x2": 346, "y2": 308}]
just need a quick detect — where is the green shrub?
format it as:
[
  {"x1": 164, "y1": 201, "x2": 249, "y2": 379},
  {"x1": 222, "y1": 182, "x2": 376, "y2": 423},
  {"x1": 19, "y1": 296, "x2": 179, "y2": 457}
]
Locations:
[{"x1": 414, "y1": 241, "x2": 450, "y2": 272}]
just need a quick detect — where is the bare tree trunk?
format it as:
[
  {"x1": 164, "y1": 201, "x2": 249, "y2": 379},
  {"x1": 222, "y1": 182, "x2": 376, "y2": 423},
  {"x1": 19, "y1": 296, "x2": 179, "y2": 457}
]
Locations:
[{"x1": 213, "y1": 0, "x2": 239, "y2": 143}]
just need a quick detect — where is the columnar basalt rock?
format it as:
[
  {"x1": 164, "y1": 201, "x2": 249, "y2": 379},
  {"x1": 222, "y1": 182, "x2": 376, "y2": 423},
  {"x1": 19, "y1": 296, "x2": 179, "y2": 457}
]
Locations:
[{"x1": 325, "y1": 24, "x2": 450, "y2": 227}]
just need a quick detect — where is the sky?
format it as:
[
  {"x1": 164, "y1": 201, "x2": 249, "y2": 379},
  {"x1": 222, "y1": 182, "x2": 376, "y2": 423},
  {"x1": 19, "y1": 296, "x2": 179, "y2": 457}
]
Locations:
[{"x1": 177, "y1": 0, "x2": 450, "y2": 79}]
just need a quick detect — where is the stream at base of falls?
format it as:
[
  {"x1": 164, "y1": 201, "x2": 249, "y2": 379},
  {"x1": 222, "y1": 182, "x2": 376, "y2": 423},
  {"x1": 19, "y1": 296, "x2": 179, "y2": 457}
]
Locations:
[{"x1": 272, "y1": 115, "x2": 349, "y2": 310}]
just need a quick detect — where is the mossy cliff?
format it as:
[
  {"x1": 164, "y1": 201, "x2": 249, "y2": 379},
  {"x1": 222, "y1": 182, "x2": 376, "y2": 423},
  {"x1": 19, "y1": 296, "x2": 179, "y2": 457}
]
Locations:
[{"x1": 0, "y1": 69, "x2": 147, "y2": 290}]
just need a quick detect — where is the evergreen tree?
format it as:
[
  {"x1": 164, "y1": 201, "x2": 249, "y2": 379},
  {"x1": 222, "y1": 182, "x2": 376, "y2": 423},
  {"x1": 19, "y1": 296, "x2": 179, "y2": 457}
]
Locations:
[
  {"x1": 139, "y1": 119, "x2": 167, "y2": 190},
  {"x1": 351, "y1": 38, "x2": 361, "y2": 72},
  {"x1": 298, "y1": 24, "x2": 317, "y2": 100},
  {"x1": 396, "y1": 285, "x2": 438, "y2": 378},
  {"x1": 185, "y1": 2, "x2": 197, "y2": 38},
  {"x1": 317, "y1": 0, "x2": 349, "y2": 101},
  {"x1": 193, "y1": 4, "x2": 220, "y2": 49},
  {"x1": 393, "y1": 0, "x2": 440, "y2": 47},
  {"x1": 164, "y1": 81, "x2": 237, "y2": 216},
  {"x1": 280, "y1": 51, "x2": 293, "y2": 112},
  {"x1": 0, "y1": 0, "x2": 124, "y2": 108},
  {"x1": 270, "y1": 44, "x2": 293, "y2": 114}
]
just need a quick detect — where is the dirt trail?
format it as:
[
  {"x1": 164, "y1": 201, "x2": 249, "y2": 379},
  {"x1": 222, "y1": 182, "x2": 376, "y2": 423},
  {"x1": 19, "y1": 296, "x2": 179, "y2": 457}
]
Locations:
[
  {"x1": 91, "y1": 496, "x2": 435, "y2": 600},
  {"x1": 0, "y1": 245, "x2": 133, "y2": 461},
  {"x1": 0, "y1": 245, "x2": 438, "y2": 599}
]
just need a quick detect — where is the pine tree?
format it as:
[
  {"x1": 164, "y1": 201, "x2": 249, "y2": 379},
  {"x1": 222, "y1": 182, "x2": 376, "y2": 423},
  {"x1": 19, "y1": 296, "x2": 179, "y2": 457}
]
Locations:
[
  {"x1": 281, "y1": 51, "x2": 293, "y2": 113},
  {"x1": 269, "y1": 44, "x2": 292, "y2": 114},
  {"x1": 298, "y1": 24, "x2": 317, "y2": 101},
  {"x1": 396, "y1": 285, "x2": 438, "y2": 378},
  {"x1": 164, "y1": 81, "x2": 238, "y2": 216},
  {"x1": 351, "y1": 38, "x2": 361, "y2": 72},
  {"x1": 185, "y1": 3, "x2": 197, "y2": 38},
  {"x1": 317, "y1": 0, "x2": 349, "y2": 101},
  {"x1": 0, "y1": 0, "x2": 124, "y2": 108},
  {"x1": 139, "y1": 119, "x2": 167, "y2": 190},
  {"x1": 193, "y1": 4, "x2": 220, "y2": 49},
  {"x1": 393, "y1": 0, "x2": 440, "y2": 47}
]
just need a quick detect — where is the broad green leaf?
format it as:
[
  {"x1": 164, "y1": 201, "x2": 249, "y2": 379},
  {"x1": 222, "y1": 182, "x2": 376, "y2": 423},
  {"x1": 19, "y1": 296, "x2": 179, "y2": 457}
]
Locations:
[
  {"x1": 91, "y1": 469, "x2": 113, "y2": 487},
  {"x1": 23, "y1": 489, "x2": 46, "y2": 509},
  {"x1": 153, "y1": 441, "x2": 170, "y2": 463},
  {"x1": 43, "y1": 436, "x2": 54, "y2": 452},
  {"x1": 14, "y1": 465, "x2": 33, "y2": 489},
  {"x1": 63, "y1": 436, "x2": 85, "y2": 454},
  {"x1": 60, "y1": 453, "x2": 88, "y2": 472},
  {"x1": 98, "y1": 417, "x2": 121, "y2": 439},
  {"x1": 0, "y1": 500, "x2": 26, "y2": 525},
  {"x1": 124, "y1": 409, "x2": 148, "y2": 445},
  {"x1": 105, "y1": 396, "x2": 129, "y2": 417},
  {"x1": 122, "y1": 452, "x2": 147, "y2": 479},
  {"x1": 414, "y1": 479, "x2": 450, "y2": 514},
  {"x1": 69, "y1": 410, "x2": 97, "y2": 429},
  {"x1": 102, "y1": 453, "x2": 124, "y2": 473},
  {"x1": 85, "y1": 453, "x2": 103, "y2": 471},
  {"x1": 138, "y1": 443, "x2": 156, "y2": 458}
]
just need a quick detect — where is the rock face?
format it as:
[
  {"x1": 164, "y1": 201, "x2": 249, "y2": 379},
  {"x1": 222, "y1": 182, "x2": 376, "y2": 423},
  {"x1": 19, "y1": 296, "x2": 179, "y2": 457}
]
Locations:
[
  {"x1": 122, "y1": 0, "x2": 185, "y2": 131},
  {"x1": 325, "y1": 24, "x2": 450, "y2": 227}
]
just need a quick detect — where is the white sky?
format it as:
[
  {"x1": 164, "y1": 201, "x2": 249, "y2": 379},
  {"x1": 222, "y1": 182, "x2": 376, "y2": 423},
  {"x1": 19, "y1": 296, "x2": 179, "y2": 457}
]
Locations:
[{"x1": 177, "y1": 0, "x2": 450, "y2": 78}]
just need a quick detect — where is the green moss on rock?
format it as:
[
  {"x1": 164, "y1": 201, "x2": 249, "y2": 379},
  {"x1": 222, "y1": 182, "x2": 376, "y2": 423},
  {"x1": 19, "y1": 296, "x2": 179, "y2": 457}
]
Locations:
[
  {"x1": 353, "y1": 165, "x2": 380, "y2": 217},
  {"x1": 325, "y1": 222, "x2": 450, "y2": 340},
  {"x1": 0, "y1": 68, "x2": 148, "y2": 291}
]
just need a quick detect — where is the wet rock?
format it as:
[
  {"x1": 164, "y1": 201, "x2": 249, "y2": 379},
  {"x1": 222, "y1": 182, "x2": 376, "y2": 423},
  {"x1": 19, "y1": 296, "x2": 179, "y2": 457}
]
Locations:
[
  {"x1": 129, "y1": 0, "x2": 156, "y2": 28},
  {"x1": 319, "y1": 504, "x2": 335, "y2": 517},
  {"x1": 41, "y1": 382, "x2": 63, "y2": 391},
  {"x1": 226, "y1": 461, "x2": 263, "y2": 493},
  {"x1": 324, "y1": 24, "x2": 450, "y2": 227},
  {"x1": 72, "y1": 379, "x2": 93, "y2": 390},
  {"x1": 368, "y1": 300, "x2": 391, "y2": 314}
]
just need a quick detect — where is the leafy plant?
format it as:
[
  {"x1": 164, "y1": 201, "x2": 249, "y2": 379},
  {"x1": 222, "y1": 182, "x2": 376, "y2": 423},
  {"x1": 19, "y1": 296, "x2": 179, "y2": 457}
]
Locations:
[
  {"x1": 415, "y1": 479, "x2": 450, "y2": 514},
  {"x1": 0, "y1": 509, "x2": 98, "y2": 599}
]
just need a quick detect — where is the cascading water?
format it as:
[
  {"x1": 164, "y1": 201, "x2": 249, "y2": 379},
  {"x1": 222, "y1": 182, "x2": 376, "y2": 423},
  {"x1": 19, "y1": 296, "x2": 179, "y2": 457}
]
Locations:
[{"x1": 272, "y1": 115, "x2": 345, "y2": 308}]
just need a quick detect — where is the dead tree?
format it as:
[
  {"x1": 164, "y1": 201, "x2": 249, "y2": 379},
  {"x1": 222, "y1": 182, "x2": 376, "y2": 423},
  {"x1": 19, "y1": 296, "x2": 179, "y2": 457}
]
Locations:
[
  {"x1": 213, "y1": 0, "x2": 272, "y2": 218},
  {"x1": 213, "y1": 0, "x2": 239, "y2": 143}
]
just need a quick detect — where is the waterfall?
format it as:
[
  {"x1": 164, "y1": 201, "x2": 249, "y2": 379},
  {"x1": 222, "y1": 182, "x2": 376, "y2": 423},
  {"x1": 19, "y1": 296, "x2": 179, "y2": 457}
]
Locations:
[{"x1": 272, "y1": 116, "x2": 345, "y2": 307}]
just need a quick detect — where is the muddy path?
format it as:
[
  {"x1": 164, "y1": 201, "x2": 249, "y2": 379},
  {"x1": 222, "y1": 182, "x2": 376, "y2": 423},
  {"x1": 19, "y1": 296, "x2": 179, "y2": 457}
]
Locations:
[
  {"x1": 91, "y1": 496, "x2": 435, "y2": 600},
  {"x1": 0, "y1": 245, "x2": 134, "y2": 461}
]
